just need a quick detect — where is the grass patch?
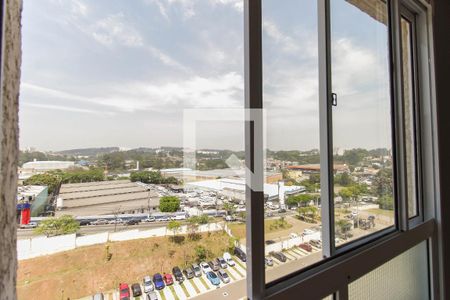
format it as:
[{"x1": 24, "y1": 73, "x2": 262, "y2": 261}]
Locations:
[
  {"x1": 233, "y1": 257, "x2": 247, "y2": 270},
  {"x1": 226, "y1": 269, "x2": 237, "y2": 281},
  {"x1": 169, "y1": 285, "x2": 180, "y2": 300},
  {"x1": 228, "y1": 218, "x2": 293, "y2": 240},
  {"x1": 199, "y1": 277, "x2": 211, "y2": 290},
  {"x1": 159, "y1": 290, "x2": 167, "y2": 300},
  {"x1": 180, "y1": 282, "x2": 190, "y2": 298},
  {"x1": 17, "y1": 232, "x2": 230, "y2": 300},
  {"x1": 190, "y1": 279, "x2": 201, "y2": 294}
]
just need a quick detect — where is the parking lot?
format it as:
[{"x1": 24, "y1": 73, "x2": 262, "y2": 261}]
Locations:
[{"x1": 81, "y1": 243, "x2": 321, "y2": 300}]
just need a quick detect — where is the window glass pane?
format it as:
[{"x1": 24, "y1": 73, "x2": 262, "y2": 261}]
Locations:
[
  {"x1": 401, "y1": 16, "x2": 419, "y2": 218},
  {"x1": 262, "y1": 0, "x2": 323, "y2": 283},
  {"x1": 330, "y1": 0, "x2": 395, "y2": 247},
  {"x1": 349, "y1": 241, "x2": 429, "y2": 300},
  {"x1": 18, "y1": 1, "x2": 246, "y2": 299}
]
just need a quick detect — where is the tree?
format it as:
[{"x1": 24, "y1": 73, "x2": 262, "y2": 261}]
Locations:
[
  {"x1": 335, "y1": 172, "x2": 353, "y2": 186},
  {"x1": 195, "y1": 245, "x2": 208, "y2": 261},
  {"x1": 167, "y1": 220, "x2": 181, "y2": 242},
  {"x1": 297, "y1": 206, "x2": 319, "y2": 222},
  {"x1": 372, "y1": 168, "x2": 393, "y2": 197},
  {"x1": 286, "y1": 194, "x2": 314, "y2": 208},
  {"x1": 24, "y1": 173, "x2": 61, "y2": 194},
  {"x1": 340, "y1": 148, "x2": 369, "y2": 166},
  {"x1": 222, "y1": 202, "x2": 236, "y2": 215},
  {"x1": 378, "y1": 195, "x2": 394, "y2": 210},
  {"x1": 34, "y1": 215, "x2": 80, "y2": 237},
  {"x1": 336, "y1": 219, "x2": 353, "y2": 237},
  {"x1": 187, "y1": 216, "x2": 200, "y2": 240},
  {"x1": 159, "y1": 196, "x2": 180, "y2": 212}
]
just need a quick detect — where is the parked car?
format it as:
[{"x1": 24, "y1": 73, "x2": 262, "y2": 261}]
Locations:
[
  {"x1": 303, "y1": 228, "x2": 316, "y2": 235},
  {"x1": 92, "y1": 293, "x2": 104, "y2": 300},
  {"x1": 271, "y1": 251, "x2": 287, "y2": 262},
  {"x1": 158, "y1": 216, "x2": 170, "y2": 222},
  {"x1": 208, "y1": 260, "x2": 220, "y2": 271},
  {"x1": 289, "y1": 232, "x2": 299, "y2": 239},
  {"x1": 265, "y1": 257, "x2": 274, "y2": 267},
  {"x1": 163, "y1": 273, "x2": 174, "y2": 285},
  {"x1": 265, "y1": 240, "x2": 276, "y2": 245},
  {"x1": 217, "y1": 257, "x2": 227, "y2": 269},
  {"x1": 19, "y1": 222, "x2": 38, "y2": 229},
  {"x1": 172, "y1": 266, "x2": 184, "y2": 282},
  {"x1": 183, "y1": 267, "x2": 195, "y2": 279},
  {"x1": 234, "y1": 247, "x2": 247, "y2": 262},
  {"x1": 108, "y1": 218, "x2": 123, "y2": 224},
  {"x1": 298, "y1": 243, "x2": 313, "y2": 252},
  {"x1": 79, "y1": 220, "x2": 91, "y2": 226},
  {"x1": 119, "y1": 283, "x2": 130, "y2": 300},
  {"x1": 92, "y1": 219, "x2": 109, "y2": 226},
  {"x1": 192, "y1": 263, "x2": 202, "y2": 277},
  {"x1": 309, "y1": 239, "x2": 322, "y2": 248},
  {"x1": 131, "y1": 283, "x2": 142, "y2": 297},
  {"x1": 206, "y1": 271, "x2": 221, "y2": 286},
  {"x1": 153, "y1": 273, "x2": 165, "y2": 290},
  {"x1": 224, "y1": 215, "x2": 236, "y2": 222},
  {"x1": 223, "y1": 252, "x2": 236, "y2": 266},
  {"x1": 217, "y1": 270, "x2": 230, "y2": 284},
  {"x1": 200, "y1": 262, "x2": 212, "y2": 274},
  {"x1": 142, "y1": 216, "x2": 156, "y2": 222},
  {"x1": 143, "y1": 276, "x2": 154, "y2": 293},
  {"x1": 125, "y1": 219, "x2": 140, "y2": 225},
  {"x1": 146, "y1": 291, "x2": 158, "y2": 300}
]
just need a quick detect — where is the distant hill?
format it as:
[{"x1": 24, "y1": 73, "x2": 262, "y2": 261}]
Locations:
[{"x1": 57, "y1": 147, "x2": 120, "y2": 157}]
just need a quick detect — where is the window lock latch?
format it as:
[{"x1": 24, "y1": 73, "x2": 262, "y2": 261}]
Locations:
[{"x1": 331, "y1": 92, "x2": 338, "y2": 106}]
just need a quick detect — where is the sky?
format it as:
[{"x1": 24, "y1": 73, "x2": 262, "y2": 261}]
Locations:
[{"x1": 19, "y1": 0, "x2": 392, "y2": 152}]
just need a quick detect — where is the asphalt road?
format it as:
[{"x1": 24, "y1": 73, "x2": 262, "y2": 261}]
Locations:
[{"x1": 17, "y1": 221, "x2": 177, "y2": 239}]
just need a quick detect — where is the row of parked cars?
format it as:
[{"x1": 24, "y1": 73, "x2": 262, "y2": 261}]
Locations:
[
  {"x1": 79, "y1": 216, "x2": 173, "y2": 226},
  {"x1": 116, "y1": 252, "x2": 239, "y2": 300}
]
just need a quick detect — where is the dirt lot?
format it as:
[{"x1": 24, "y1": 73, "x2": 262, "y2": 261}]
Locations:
[{"x1": 17, "y1": 232, "x2": 231, "y2": 300}]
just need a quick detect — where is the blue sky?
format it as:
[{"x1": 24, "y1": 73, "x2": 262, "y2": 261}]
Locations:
[{"x1": 20, "y1": 0, "x2": 392, "y2": 152}]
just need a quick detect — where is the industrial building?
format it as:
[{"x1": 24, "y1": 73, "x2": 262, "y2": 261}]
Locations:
[
  {"x1": 16, "y1": 185, "x2": 49, "y2": 224},
  {"x1": 56, "y1": 180, "x2": 159, "y2": 216},
  {"x1": 160, "y1": 167, "x2": 282, "y2": 183},
  {"x1": 184, "y1": 178, "x2": 305, "y2": 204},
  {"x1": 18, "y1": 160, "x2": 76, "y2": 181}
]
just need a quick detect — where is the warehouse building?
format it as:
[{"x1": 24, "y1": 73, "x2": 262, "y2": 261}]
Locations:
[{"x1": 56, "y1": 180, "x2": 159, "y2": 217}]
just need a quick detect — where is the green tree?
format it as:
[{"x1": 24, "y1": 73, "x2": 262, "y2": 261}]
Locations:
[
  {"x1": 34, "y1": 215, "x2": 80, "y2": 237},
  {"x1": 340, "y1": 148, "x2": 369, "y2": 165},
  {"x1": 24, "y1": 173, "x2": 61, "y2": 194},
  {"x1": 286, "y1": 194, "x2": 314, "y2": 208},
  {"x1": 336, "y1": 219, "x2": 353, "y2": 236},
  {"x1": 372, "y1": 168, "x2": 393, "y2": 197},
  {"x1": 378, "y1": 195, "x2": 394, "y2": 210},
  {"x1": 222, "y1": 202, "x2": 236, "y2": 215},
  {"x1": 167, "y1": 220, "x2": 182, "y2": 242},
  {"x1": 187, "y1": 216, "x2": 200, "y2": 240},
  {"x1": 159, "y1": 196, "x2": 180, "y2": 212},
  {"x1": 335, "y1": 172, "x2": 353, "y2": 186},
  {"x1": 297, "y1": 206, "x2": 319, "y2": 222}
]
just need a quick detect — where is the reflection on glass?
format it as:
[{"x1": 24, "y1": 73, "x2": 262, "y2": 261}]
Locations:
[
  {"x1": 330, "y1": 0, "x2": 395, "y2": 247},
  {"x1": 263, "y1": 0, "x2": 322, "y2": 283},
  {"x1": 401, "y1": 16, "x2": 419, "y2": 218}
]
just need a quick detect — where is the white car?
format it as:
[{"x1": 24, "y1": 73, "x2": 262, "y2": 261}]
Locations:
[
  {"x1": 289, "y1": 232, "x2": 299, "y2": 239},
  {"x1": 200, "y1": 262, "x2": 212, "y2": 274},
  {"x1": 223, "y1": 252, "x2": 236, "y2": 267},
  {"x1": 143, "y1": 275, "x2": 154, "y2": 293},
  {"x1": 303, "y1": 228, "x2": 316, "y2": 235}
]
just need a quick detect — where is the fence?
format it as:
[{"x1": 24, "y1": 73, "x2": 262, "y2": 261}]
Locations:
[{"x1": 18, "y1": 223, "x2": 223, "y2": 260}]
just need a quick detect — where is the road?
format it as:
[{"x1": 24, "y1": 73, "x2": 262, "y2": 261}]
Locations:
[{"x1": 17, "y1": 221, "x2": 177, "y2": 239}]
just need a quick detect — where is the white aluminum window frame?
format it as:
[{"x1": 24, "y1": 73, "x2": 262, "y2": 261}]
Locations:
[{"x1": 243, "y1": 0, "x2": 440, "y2": 298}]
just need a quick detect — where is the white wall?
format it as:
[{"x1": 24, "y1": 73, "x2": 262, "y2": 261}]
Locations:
[{"x1": 17, "y1": 223, "x2": 224, "y2": 260}]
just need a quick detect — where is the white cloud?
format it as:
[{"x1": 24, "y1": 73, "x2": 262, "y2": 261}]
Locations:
[
  {"x1": 90, "y1": 13, "x2": 143, "y2": 47},
  {"x1": 21, "y1": 72, "x2": 243, "y2": 114},
  {"x1": 22, "y1": 103, "x2": 114, "y2": 116}
]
